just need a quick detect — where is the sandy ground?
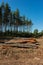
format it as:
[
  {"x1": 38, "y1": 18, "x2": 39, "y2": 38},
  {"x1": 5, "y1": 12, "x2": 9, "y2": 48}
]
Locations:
[{"x1": 0, "y1": 37, "x2": 43, "y2": 65}]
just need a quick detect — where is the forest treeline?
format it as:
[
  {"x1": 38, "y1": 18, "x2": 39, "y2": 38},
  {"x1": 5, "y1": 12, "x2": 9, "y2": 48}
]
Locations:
[
  {"x1": 0, "y1": 2, "x2": 32, "y2": 32},
  {"x1": 0, "y1": 2, "x2": 43, "y2": 37}
]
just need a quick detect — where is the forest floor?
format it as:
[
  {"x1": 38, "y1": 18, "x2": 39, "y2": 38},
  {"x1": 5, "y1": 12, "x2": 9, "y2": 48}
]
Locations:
[{"x1": 0, "y1": 37, "x2": 43, "y2": 65}]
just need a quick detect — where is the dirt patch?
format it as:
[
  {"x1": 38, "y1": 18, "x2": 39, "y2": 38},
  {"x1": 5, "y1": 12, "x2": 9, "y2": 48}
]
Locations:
[{"x1": 0, "y1": 37, "x2": 43, "y2": 65}]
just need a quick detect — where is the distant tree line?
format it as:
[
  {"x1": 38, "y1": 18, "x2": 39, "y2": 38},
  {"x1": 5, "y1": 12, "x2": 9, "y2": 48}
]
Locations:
[
  {"x1": 0, "y1": 2, "x2": 33, "y2": 36},
  {"x1": 33, "y1": 29, "x2": 43, "y2": 38},
  {"x1": 0, "y1": 2, "x2": 43, "y2": 38}
]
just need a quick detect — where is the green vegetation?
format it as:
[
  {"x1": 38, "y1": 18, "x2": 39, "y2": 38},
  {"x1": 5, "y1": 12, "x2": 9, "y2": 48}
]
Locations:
[
  {"x1": 0, "y1": 2, "x2": 43, "y2": 38},
  {"x1": 33, "y1": 29, "x2": 43, "y2": 38},
  {"x1": 0, "y1": 2, "x2": 33, "y2": 35}
]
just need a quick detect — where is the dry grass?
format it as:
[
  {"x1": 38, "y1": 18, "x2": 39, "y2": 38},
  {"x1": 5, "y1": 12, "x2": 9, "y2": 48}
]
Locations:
[{"x1": 0, "y1": 37, "x2": 43, "y2": 65}]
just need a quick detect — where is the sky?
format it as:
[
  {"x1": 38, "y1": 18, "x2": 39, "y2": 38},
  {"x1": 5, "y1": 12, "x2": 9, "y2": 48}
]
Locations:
[{"x1": 0, "y1": 0, "x2": 43, "y2": 32}]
